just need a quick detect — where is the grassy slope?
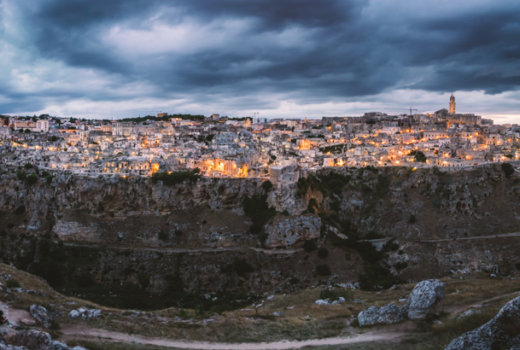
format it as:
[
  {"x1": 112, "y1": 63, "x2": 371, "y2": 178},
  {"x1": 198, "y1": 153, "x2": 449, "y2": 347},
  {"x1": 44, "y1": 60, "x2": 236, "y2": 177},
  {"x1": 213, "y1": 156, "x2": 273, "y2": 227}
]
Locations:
[{"x1": 1, "y1": 263, "x2": 519, "y2": 349}]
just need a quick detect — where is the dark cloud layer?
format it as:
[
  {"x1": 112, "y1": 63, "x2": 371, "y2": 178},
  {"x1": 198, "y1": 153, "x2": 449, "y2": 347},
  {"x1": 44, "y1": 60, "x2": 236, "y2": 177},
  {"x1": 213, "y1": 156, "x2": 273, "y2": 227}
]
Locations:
[{"x1": 1, "y1": 0, "x2": 520, "y2": 118}]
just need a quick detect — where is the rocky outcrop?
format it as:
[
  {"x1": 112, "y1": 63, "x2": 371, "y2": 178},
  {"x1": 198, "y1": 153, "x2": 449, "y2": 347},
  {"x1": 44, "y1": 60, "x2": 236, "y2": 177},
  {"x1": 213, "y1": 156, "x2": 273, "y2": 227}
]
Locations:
[
  {"x1": 358, "y1": 279, "x2": 445, "y2": 326},
  {"x1": 0, "y1": 342, "x2": 28, "y2": 350},
  {"x1": 29, "y1": 305, "x2": 53, "y2": 328},
  {"x1": 268, "y1": 184, "x2": 308, "y2": 216},
  {"x1": 0, "y1": 328, "x2": 86, "y2": 350},
  {"x1": 0, "y1": 164, "x2": 519, "y2": 309},
  {"x1": 406, "y1": 279, "x2": 445, "y2": 320},
  {"x1": 445, "y1": 295, "x2": 520, "y2": 350},
  {"x1": 358, "y1": 303, "x2": 406, "y2": 326},
  {"x1": 68, "y1": 308, "x2": 101, "y2": 320},
  {"x1": 315, "y1": 297, "x2": 346, "y2": 305},
  {"x1": 264, "y1": 215, "x2": 321, "y2": 248},
  {"x1": 52, "y1": 221, "x2": 99, "y2": 241},
  {"x1": 11, "y1": 330, "x2": 51, "y2": 350}
]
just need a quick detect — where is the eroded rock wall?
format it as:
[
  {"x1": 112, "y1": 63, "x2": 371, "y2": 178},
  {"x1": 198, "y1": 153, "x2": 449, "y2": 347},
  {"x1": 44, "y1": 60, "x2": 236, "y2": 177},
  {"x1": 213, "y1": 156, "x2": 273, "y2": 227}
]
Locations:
[{"x1": 0, "y1": 164, "x2": 519, "y2": 307}]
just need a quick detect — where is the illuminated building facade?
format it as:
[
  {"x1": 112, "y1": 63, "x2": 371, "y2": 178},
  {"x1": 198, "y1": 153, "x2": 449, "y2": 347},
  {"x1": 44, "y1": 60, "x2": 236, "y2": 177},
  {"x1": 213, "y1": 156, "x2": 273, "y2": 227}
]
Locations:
[{"x1": 449, "y1": 94, "x2": 456, "y2": 115}]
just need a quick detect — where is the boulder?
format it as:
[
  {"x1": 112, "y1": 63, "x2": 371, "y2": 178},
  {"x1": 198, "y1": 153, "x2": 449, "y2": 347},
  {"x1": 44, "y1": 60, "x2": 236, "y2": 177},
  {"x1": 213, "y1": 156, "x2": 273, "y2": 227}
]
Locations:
[
  {"x1": 406, "y1": 279, "x2": 445, "y2": 319},
  {"x1": 29, "y1": 305, "x2": 53, "y2": 328},
  {"x1": 314, "y1": 297, "x2": 346, "y2": 305},
  {"x1": 445, "y1": 295, "x2": 520, "y2": 350},
  {"x1": 0, "y1": 328, "x2": 82, "y2": 350},
  {"x1": 11, "y1": 329, "x2": 52, "y2": 350},
  {"x1": 68, "y1": 308, "x2": 101, "y2": 320},
  {"x1": 0, "y1": 341, "x2": 29, "y2": 350},
  {"x1": 68, "y1": 310, "x2": 80, "y2": 319},
  {"x1": 84, "y1": 309, "x2": 101, "y2": 319},
  {"x1": 50, "y1": 341, "x2": 71, "y2": 350},
  {"x1": 69, "y1": 310, "x2": 81, "y2": 318},
  {"x1": 50, "y1": 342, "x2": 68, "y2": 350},
  {"x1": 357, "y1": 279, "x2": 446, "y2": 327},
  {"x1": 358, "y1": 303, "x2": 406, "y2": 327}
]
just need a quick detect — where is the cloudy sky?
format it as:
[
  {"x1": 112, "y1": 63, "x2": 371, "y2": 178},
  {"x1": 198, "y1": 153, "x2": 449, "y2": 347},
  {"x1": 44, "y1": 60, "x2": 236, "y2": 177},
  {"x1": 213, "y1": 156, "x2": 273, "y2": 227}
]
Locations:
[{"x1": 1, "y1": 0, "x2": 519, "y2": 123}]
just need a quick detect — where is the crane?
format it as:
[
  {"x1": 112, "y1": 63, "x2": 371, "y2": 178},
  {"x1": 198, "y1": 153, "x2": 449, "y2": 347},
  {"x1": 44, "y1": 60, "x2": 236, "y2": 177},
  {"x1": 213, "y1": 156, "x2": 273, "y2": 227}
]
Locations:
[{"x1": 409, "y1": 107, "x2": 418, "y2": 115}]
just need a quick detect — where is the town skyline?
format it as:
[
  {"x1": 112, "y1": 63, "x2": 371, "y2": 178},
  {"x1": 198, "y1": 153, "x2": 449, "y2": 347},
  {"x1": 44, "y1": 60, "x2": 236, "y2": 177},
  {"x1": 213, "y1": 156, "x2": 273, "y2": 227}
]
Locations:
[{"x1": 2, "y1": 93, "x2": 519, "y2": 126}]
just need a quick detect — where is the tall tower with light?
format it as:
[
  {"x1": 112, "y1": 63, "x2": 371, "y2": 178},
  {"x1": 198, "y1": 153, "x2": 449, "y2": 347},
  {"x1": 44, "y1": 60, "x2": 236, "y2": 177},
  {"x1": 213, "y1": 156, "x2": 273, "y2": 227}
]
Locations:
[{"x1": 449, "y1": 93, "x2": 456, "y2": 115}]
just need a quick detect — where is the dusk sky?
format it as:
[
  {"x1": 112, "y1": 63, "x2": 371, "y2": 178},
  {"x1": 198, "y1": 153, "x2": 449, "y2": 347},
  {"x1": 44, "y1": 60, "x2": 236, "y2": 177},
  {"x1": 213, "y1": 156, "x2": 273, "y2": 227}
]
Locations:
[{"x1": 1, "y1": 0, "x2": 520, "y2": 123}]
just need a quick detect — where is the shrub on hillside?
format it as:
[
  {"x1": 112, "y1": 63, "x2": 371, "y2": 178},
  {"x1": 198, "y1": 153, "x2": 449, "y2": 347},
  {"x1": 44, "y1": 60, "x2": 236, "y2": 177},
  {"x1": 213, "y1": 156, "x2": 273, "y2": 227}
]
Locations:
[
  {"x1": 303, "y1": 239, "x2": 317, "y2": 252},
  {"x1": 318, "y1": 172, "x2": 350, "y2": 195},
  {"x1": 6, "y1": 279, "x2": 20, "y2": 289},
  {"x1": 261, "y1": 180, "x2": 273, "y2": 193},
  {"x1": 222, "y1": 258, "x2": 254, "y2": 276},
  {"x1": 315, "y1": 264, "x2": 331, "y2": 276},
  {"x1": 502, "y1": 162, "x2": 514, "y2": 178},
  {"x1": 25, "y1": 173, "x2": 38, "y2": 185},
  {"x1": 358, "y1": 263, "x2": 400, "y2": 290},
  {"x1": 317, "y1": 247, "x2": 329, "y2": 259},
  {"x1": 410, "y1": 150, "x2": 427, "y2": 163},
  {"x1": 14, "y1": 205, "x2": 25, "y2": 215},
  {"x1": 243, "y1": 194, "x2": 276, "y2": 235},
  {"x1": 319, "y1": 288, "x2": 353, "y2": 300},
  {"x1": 158, "y1": 230, "x2": 169, "y2": 241},
  {"x1": 151, "y1": 169, "x2": 200, "y2": 186}
]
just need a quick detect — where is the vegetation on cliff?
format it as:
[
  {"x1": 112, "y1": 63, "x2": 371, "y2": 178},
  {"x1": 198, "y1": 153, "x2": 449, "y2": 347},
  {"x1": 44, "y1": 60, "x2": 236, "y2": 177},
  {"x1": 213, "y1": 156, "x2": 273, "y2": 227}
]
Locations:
[
  {"x1": 242, "y1": 194, "x2": 276, "y2": 236},
  {"x1": 151, "y1": 168, "x2": 201, "y2": 185},
  {"x1": 502, "y1": 162, "x2": 514, "y2": 178},
  {"x1": 410, "y1": 150, "x2": 427, "y2": 162},
  {"x1": 120, "y1": 113, "x2": 205, "y2": 123}
]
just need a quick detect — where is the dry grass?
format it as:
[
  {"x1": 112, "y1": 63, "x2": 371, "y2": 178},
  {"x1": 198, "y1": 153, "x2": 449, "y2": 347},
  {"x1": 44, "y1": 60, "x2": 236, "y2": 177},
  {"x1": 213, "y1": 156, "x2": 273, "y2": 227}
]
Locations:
[{"x1": 2, "y1": 262, "x2": 520, "y2": 348}]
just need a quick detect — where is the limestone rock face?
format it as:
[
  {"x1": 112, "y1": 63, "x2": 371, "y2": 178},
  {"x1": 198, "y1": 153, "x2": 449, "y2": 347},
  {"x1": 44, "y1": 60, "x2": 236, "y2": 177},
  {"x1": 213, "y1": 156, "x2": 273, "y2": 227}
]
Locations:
[
  {"x1": 357, "y1": 303, "x2": 406, "y2": 326},
  {"x1": 406, "y1": 279, "x2": 445, "y2": 320},
  {"x1": 2, "y1": 164, "x2": 520, "y2": 306},
  {"x1": 52, "y1": 220, "x2": 98, "y2": 241},
  {"x1": 29, "y1": 305, "x2": 53, "y2": 329},
  {"x1": 264, "y1": 215, "x2": 321, "y2": 248},
  {"x1": 445, "y1": 295, "x2": 520, "y2": 350},
  {"x1": 267, "y1": 185, "x2": 308, "y2": 216}
]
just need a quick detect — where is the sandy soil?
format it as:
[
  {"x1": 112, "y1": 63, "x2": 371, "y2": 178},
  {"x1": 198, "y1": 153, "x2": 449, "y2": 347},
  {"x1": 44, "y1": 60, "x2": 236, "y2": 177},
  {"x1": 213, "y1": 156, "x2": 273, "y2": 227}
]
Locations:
[
  {"x1": 0, "y1": 301, "x2": 36, "y2": 327},
  {"x1": 62, "y1": 325, "x2": 405, "y2": 350}
]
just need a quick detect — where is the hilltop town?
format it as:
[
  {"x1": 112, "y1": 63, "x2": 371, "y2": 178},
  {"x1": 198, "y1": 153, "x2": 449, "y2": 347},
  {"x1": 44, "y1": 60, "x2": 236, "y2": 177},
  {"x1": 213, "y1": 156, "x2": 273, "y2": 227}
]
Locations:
[
  {"x1": 1, "y1": 96, "x2": 519, "y2": 185},
  {"x1": 1, "y1": 97, "x2": 520, "y2": 350}
]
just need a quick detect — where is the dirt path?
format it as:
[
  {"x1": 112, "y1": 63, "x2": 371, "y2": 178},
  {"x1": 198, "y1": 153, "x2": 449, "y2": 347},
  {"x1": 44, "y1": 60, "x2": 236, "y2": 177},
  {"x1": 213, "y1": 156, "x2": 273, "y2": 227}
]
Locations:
[
  {"x1": 0, "y1": 301, "x2": 36, "y2": 327},
  {"x1": 446, "y1": 291, "x2": 520, "y2": 316},
  {"x1": 418, "y1": 231, "x2": 520, "y2": 243},
  {"x1": 62, "y1": 325, "x2": 404, "y2": 350},
  {"x1": 62, "y1": 242, "x2": 301, "y2": 256}
]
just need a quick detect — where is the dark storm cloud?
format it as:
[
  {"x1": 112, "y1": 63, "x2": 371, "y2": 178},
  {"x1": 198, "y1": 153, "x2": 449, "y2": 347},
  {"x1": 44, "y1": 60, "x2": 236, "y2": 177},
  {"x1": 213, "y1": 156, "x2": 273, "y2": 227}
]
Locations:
[
  {"x1": 28, "y1": 0, "x2": 156, "y2": 72},
  {"x1": 39, "y1": 0, "x2": 354, "y2": 30},
  {"x1": 401, "y1": 10, "x2": 520, "y2": 93},
  {"x1": 29, "y1": 0, "x2": 367, "y2": 84},
  {"x1": 176, "y1": 0, "x2": 353, "y2": 28},
  {"x1": 2, "y1": 0, "x2": 520, "y2": 117}
]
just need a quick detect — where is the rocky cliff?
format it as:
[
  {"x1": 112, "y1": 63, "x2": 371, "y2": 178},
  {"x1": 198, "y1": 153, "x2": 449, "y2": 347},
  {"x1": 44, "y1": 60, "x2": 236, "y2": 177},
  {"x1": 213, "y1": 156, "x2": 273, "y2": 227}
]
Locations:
[{"x1": 0, "y1": 163, "x2": 519, "y2": 309}]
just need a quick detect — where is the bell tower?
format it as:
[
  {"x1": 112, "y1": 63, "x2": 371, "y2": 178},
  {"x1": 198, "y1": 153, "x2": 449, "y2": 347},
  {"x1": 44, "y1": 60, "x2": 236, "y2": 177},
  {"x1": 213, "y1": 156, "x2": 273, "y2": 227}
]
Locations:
[{"x1": 449, "y1": 94, "x2": 456, "y2": 115}]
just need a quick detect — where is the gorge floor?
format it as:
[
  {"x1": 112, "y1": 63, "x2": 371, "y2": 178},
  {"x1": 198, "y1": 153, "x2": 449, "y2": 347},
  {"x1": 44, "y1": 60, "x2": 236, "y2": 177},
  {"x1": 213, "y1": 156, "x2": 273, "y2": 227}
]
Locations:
[{"x1": 1, "y1": 263, "x2": 519, "y2": 350}]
